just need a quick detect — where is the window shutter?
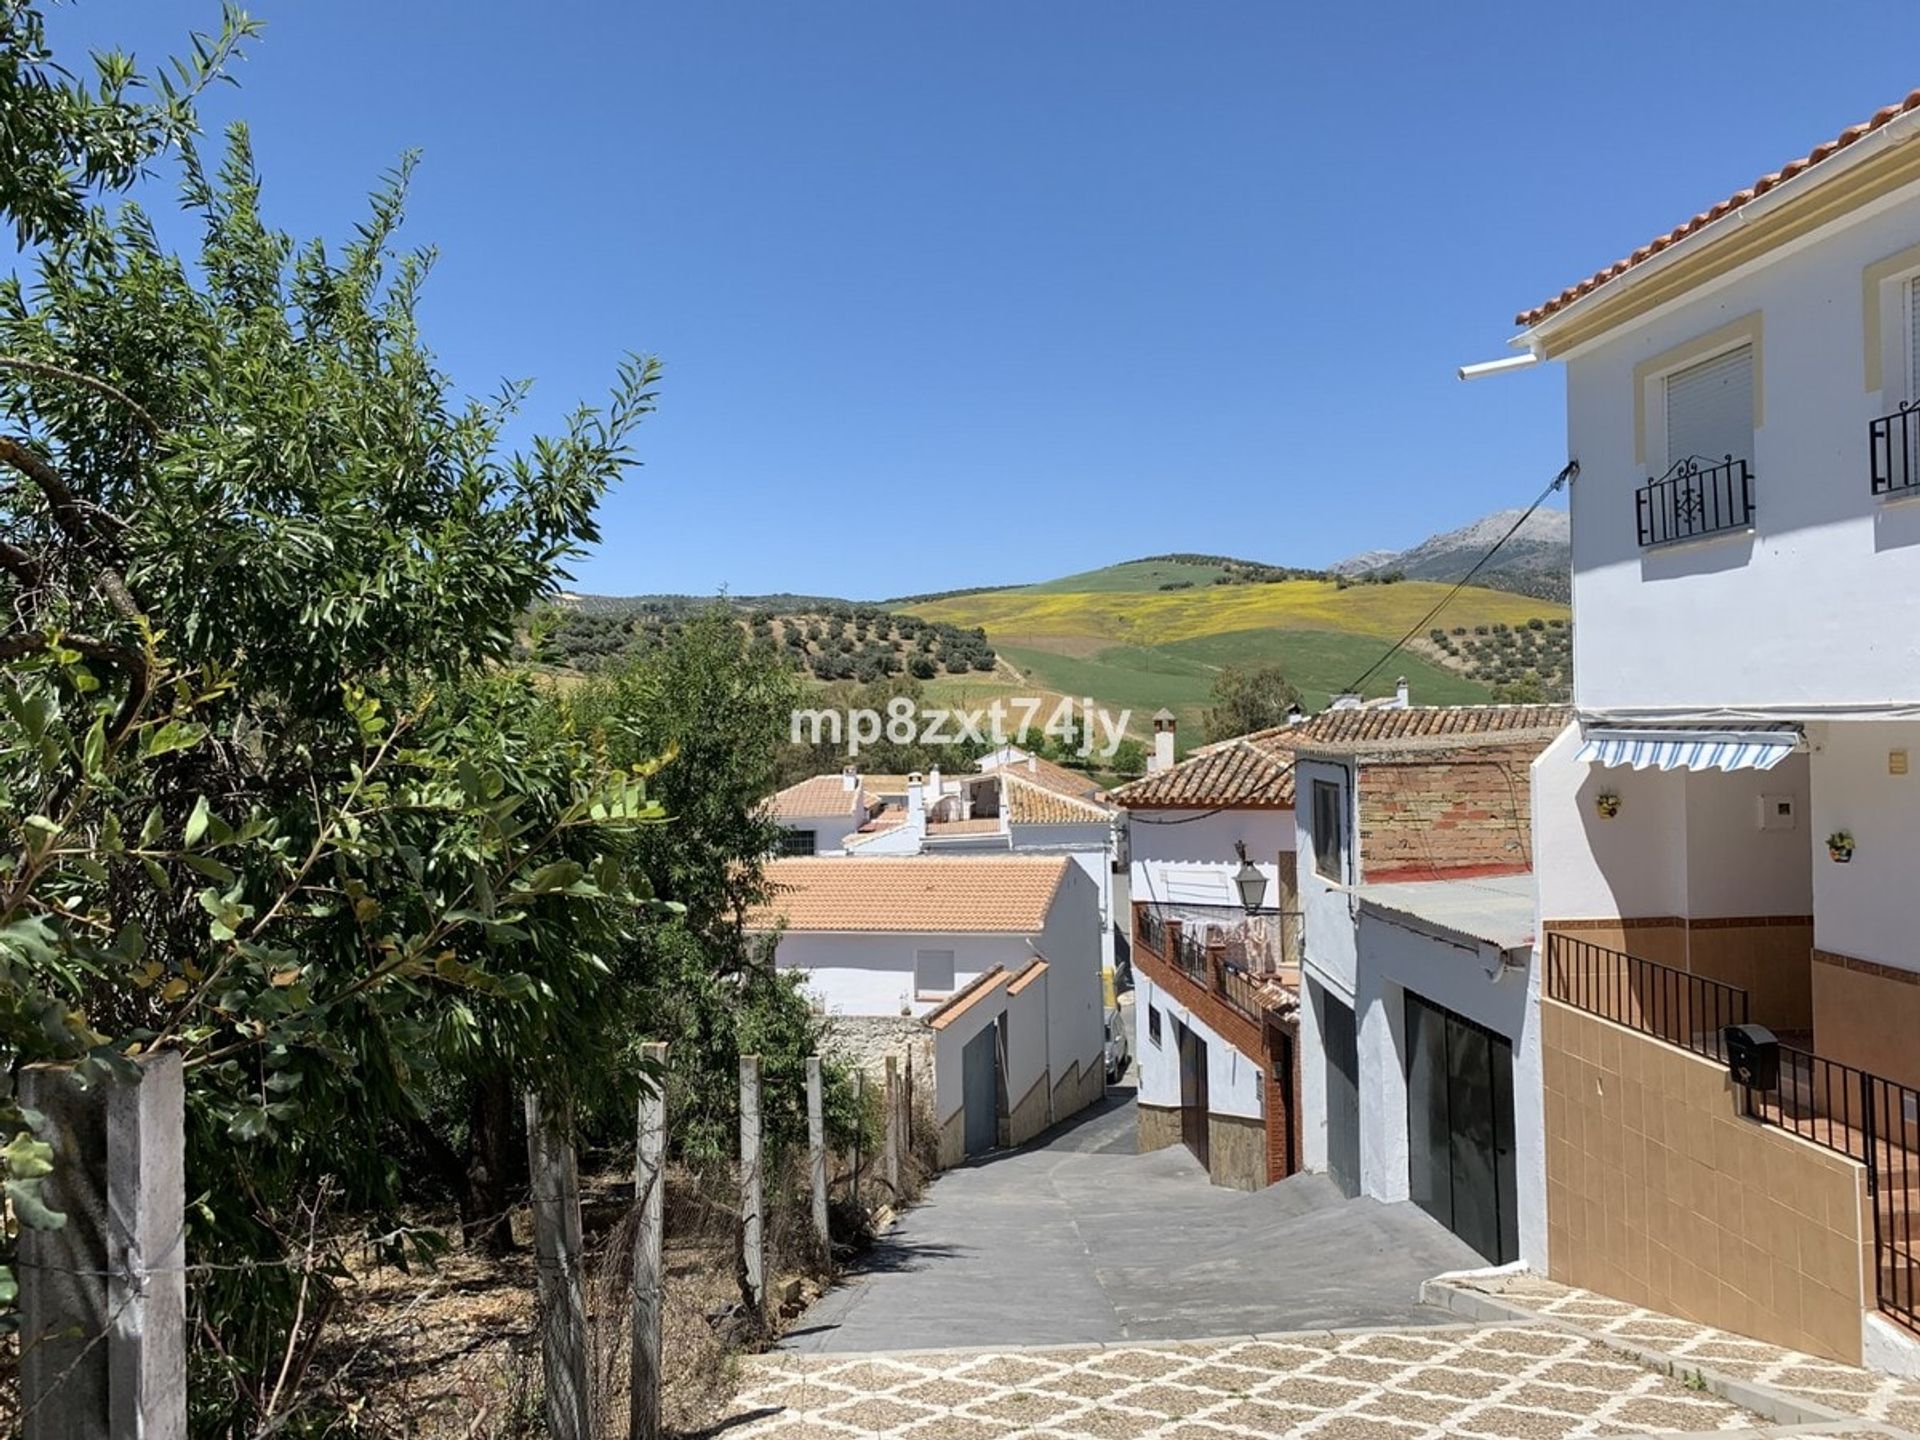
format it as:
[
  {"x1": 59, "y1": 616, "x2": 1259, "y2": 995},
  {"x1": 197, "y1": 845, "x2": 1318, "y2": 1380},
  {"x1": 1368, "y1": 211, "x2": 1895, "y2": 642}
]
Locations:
[
  {"x1": 1665, "y1": 344, "x2": 1754, "y2": 469},
  {"x1": 1907, "y1": 278, "x2": 1920, "y2": 400}
]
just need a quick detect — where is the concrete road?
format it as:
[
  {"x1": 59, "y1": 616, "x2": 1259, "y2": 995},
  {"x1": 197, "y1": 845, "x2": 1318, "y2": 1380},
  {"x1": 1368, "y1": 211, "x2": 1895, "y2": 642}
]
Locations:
[{"x1": 783, "y1": 1089, "x2": 1483, "y2": 1353}]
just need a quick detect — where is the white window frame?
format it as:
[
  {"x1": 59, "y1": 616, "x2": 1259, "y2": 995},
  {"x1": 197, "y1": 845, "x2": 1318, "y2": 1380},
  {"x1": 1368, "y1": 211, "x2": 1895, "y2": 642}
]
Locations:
[{"x1": 914, "y1": 947, "x2": 956, "y2": 999}]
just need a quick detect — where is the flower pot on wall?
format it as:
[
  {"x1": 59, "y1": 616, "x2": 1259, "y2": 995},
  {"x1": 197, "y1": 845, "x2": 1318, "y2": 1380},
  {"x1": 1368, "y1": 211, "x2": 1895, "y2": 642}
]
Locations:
[
  {"x1": 1595, "y1": 792, "x2": 1621, "y2": 820},
  {"x1": 1827, "y1": 831, "x2": 1854, "y2": 864}
]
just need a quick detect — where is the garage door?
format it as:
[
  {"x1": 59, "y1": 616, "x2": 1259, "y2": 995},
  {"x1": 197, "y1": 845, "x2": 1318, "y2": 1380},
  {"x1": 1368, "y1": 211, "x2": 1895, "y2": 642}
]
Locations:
[
  {"x1": 1319, "y1": 986, "x2": 1360, "y2": 1198},
  {"x1": 1405, "y1": 993, "x2": 1518, "y2": 1264}
]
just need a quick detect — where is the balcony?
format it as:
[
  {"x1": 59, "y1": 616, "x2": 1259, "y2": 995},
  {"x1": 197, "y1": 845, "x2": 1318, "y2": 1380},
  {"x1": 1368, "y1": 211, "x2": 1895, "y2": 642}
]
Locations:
[
  {"x1": 1132, "y1": 901, "x2": 1300, "y2": 1028},
  {"x1": 1870, "y1": 401, "x2": 1920, "y2": 497},
  {"x1": 1635, "y1": 454, "x2": 1754, "y2": 547}
]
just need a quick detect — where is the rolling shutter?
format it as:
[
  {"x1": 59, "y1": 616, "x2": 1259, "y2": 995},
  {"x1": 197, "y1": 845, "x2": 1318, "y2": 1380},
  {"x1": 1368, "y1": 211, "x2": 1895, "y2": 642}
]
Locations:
[
  {"x1": 1908, "y1": 278, "x2": 1920, "y2": 400},
  {"x1": 1665, "y1": 344, "x2": 1754, "y2": 469}
]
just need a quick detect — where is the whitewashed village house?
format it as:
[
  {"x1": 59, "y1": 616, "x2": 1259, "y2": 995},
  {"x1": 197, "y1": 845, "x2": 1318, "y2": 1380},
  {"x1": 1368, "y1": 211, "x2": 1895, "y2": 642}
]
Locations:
[
  {"x1": 1500, "y1": 89, "x2": 1920, "y2": 1367},
  {"x1": 750, "y1": 856, "x2": 1107, "y2": 1166},
  {"x1": 1109, "y1": 715, "x2": 1303, "y2": 1190},
  {"x1": 1291, "y1": 705, "x2": 1567, "y2": 1269}
]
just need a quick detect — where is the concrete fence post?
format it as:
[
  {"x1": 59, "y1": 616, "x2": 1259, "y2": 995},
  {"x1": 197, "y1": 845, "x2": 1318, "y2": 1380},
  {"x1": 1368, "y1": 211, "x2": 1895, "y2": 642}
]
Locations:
[
  {"x1": 631, "y1": 1042, "x2": 667, "y2": 1440},
  {"x1": 20, "y1": 1052, "x2": 185, "y2": 1440},
  {"x1": 524, "y1": 1092, "x2": 590, "y2": 1440},
  {"x1": 739, "y1": 1054, "x2": 765, "y2": 1314},
  {"x1": 806, "y1": 1055, "x2": 830, "y2": 1266},
  {"x1": 883, "y1": 1054, "x2": 901, "y2": 1197},
  {"x1": 851, "y1": 1068, "x2": 864, "y2": 1211}
]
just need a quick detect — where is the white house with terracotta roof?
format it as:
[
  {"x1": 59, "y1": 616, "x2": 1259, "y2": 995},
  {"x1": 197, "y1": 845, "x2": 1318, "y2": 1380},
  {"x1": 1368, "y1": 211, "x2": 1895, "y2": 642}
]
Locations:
[
  {"x1": 1106, "y1": 713, "x2": 1303, "y2": 1189},
  {"x1": 1498, "y1": 87, "x2": 1920, "y2": 1364},
  {"x1": 1291, "y1": 705, "x2": 1568, "y2": 1269},
  {"x1": 750, "y1": 855, "x2": 1107, "y2": 1164},
  {"x1": 765, "y1": 769, "x2": 881, "y2": 855}
]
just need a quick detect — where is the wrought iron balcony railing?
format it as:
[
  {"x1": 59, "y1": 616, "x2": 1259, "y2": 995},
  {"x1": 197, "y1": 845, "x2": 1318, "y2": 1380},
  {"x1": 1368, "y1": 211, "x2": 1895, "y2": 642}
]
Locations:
[
  {"x1": 1635, "y1": 454, "x2": 1754, "y2": 547},
  {"x1": 1870, "y1": 401, "x2": 1920, "y2": 497}
]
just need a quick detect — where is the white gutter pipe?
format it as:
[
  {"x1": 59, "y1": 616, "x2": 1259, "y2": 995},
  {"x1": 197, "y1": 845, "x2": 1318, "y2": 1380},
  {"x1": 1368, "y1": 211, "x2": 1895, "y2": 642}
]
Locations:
[{"x1": 1457, "y1": 354, "x2": 1540, "y2": 381}]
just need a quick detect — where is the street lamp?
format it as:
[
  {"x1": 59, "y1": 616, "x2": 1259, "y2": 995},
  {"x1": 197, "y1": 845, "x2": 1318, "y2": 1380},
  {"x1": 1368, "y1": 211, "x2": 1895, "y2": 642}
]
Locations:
[{"x1": 1232, "y1": 840, "x2": 1268, "y2": 915}]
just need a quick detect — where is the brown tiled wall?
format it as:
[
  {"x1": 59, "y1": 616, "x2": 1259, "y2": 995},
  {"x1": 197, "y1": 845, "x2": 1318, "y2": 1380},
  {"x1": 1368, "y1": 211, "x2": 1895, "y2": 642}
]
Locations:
[
  {"x1": 1813, "y1": 950, "x2": 1920, "y2": 1091},
  {"x1": 1543, "y1": 999, "x2": 1870, "y2": 1363},
  {"x1": 1358, "y1": 742, "x2": 1542, "y2": 877},
  {"x1": 1543, "y1": 919, "x2": 1813, "y2": 1032}
]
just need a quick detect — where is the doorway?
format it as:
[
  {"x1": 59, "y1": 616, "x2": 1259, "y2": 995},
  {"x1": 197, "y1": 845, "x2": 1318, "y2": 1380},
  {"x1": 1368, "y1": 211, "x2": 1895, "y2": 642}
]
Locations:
[
  {"x1": 1177, "y1": 1020, "x2": 1210, "y2": 1170},
  {"x1": 1404, "y1": 993, "x2": 1518, "y2": 1264},
  {"x1": 961, "y1": 1020, "x2": 1000, "y2": 1158},
  {"x1": 1319, "y1": 986, "x2": 1360, "y2": 1197}
]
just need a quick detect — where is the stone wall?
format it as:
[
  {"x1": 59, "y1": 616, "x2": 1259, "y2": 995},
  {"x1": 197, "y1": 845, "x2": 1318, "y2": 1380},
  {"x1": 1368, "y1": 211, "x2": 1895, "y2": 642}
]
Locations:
[
  {"x1": 823, "y1": 1014, "x2": 932, "y2": 1080},
  {"x1": 1009, "y1": 1069, "x2": 1052, "y2": 1147},
  {"x1": 1138, "y1": 1100, "x2": 1182, "y2": 1153},
  {"x1": 1206, "y1": 1112, "x2": 1268, "y2": 1191}
]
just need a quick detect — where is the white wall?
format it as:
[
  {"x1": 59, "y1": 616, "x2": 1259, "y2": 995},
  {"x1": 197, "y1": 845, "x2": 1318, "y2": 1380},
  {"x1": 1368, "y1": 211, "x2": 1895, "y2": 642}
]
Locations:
[
  {"x1": 929, "y1": 971, "x2": 1050, "y2": 1123},
  {"x1": 1353, "y1": 908, "x2": 1548, "y2": 1270},
  {"x1": 1038, "y1": 863, "x2": 1107, "y2": 1083},
  {"x1": 1560, "y1": 186, "x2": 1920, "y2": 715},
  {"x1": 1131, "y1": 973, "x2": 1266, "y2": 1119},
  {"x1": 777, "y1": 808, "x2": 869, "y2": 855},
  {"x1": 773, "y1": 932, "x2": 1031, "y2": 1018},
  {"x1": 1296, "y1": 759, "x2": 1358, "y2": 1000},
  {"x1": 1127, "y1": 809, "x2": 1295, "y2": 912},
  {"x1": 1808, "y1": 719, "x2": 1920, "y2": 972},
  {"x1": 1015, "y1": 822, "x2": 1118, "y2": 972},
  {"x1": 1531, "y1": 723, "x2": 1812, "y2": 921}
]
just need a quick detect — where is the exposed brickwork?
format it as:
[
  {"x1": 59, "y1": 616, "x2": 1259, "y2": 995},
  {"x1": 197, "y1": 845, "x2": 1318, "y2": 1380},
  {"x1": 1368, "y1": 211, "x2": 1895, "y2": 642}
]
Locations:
[
  {"x1": 1132, "y1": 907, "x2": 1299, "y2": 1185},
  {"x1": 1357, "y1": 741, "x2": 1543, "y2": 881}
]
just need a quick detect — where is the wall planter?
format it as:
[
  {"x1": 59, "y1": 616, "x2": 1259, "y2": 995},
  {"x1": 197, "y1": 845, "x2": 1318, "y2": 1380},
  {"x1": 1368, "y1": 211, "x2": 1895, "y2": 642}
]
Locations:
[
  {"x1": 1827, "y1": 830, "x2": 1855, "y2": 864},
  {"x1": 1594, "y1": 792, "x2": 1621, "y2": 820}
]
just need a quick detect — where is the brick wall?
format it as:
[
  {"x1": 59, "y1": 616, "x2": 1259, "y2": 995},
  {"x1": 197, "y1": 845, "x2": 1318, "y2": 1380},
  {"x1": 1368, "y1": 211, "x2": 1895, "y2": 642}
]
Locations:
[{"x1": 1358, "y1": 742, "x2": 1540, "y2": 881}]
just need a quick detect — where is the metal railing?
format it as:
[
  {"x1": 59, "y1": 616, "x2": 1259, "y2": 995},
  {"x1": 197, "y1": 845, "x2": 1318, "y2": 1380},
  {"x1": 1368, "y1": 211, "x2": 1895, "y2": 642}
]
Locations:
[
  {"x1": 1131, "y1": 902, "x2": 1295, "y2": 1023},
  {"x1": 1544, "y1": 931, "x2": 1920, "y2": 1333},
  {"x1": 1870, "y1": 401, "x2": 1920, "y2": 497},
  {"x1": 1543, "y1": 932, "x2": 1748, "y2": 1060},
  {"x1": 1635, "y1": 454, "x2": 1754, "y2": 547},
  {"x1": 1746, "y1": 1047, "x2": 1920, "y2": 1332}
]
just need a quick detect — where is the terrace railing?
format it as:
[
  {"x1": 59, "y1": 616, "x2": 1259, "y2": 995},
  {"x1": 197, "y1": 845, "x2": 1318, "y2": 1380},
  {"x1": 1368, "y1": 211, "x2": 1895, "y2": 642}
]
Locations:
[
  {"x1": 1544, "y1": 931, "x2": 1920, "y2": 1334},
  {"x1": 1635, "y1": 454, "x2": 1754, "y2": 547},
  {"x1": 1870, "y1": 401, "x2": 1920, "y2": 497}
]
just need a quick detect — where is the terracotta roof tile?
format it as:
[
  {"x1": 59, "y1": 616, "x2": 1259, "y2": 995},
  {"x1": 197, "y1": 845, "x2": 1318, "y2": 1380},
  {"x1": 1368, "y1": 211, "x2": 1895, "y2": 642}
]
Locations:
[
  {"x1": 926, "y1": 816, "x2": 1004, "y2": 836},
  {"x1": 767, "y1": 774, "x2": 866, "y2": 820},
  {"x1": 1518, "y1": 89, "x2": 1920, "y2": 327},
  {"x1": 1107, "y1": 739, "x2": 1297, "y2": 811},
  {"x1": 1287, "y1": 704, "x2": 1570, "y2": 756},
  {"x1": 749, "y1": 856, "x2": 1070, "y2": 933},
  {"x1": 1003, "y1": 772, "x2": 1113, "y2": 825},
  {"x1": 983, "y1": 753, "x2": 1101, "y2": 799}
]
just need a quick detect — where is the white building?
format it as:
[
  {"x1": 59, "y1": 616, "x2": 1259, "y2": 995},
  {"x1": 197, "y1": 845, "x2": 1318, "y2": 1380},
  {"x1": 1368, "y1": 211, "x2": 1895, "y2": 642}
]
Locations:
[
  {"x1": 750, "y1": 855, "x2": 1108, "y2": 1165},
  {"x1": 765, "y1": 770, "x2": 882, "y2": 855},
  {"x1": 1501, "y1": 89, "x2": 1920, "y2": 1363},
  {"x1": 1291, "y1": 705, "x2": 1567, "y2": 1267}
]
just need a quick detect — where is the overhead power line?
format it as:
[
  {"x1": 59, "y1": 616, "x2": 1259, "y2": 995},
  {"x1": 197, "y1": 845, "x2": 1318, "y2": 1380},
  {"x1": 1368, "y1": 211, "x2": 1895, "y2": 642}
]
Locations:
[{"x1": 1340, "y1": 459, "x2": 1578, "y2": 697}]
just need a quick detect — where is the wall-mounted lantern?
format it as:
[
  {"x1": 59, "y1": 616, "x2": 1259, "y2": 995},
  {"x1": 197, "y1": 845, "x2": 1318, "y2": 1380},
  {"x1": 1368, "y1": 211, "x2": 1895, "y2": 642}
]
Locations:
[
  {"x1": 1595, "y1": 791, "x2": 1621, "y2": 820},
  {"x1": 1232, "y1": 840, "x2": 1268, "y2": 915}
]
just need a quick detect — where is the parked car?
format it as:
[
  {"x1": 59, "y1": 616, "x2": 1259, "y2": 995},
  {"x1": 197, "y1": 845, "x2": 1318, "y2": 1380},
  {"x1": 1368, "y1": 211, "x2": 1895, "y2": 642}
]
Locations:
[{"x1": 1104, "y1": 1004, "x2": 1131, "y2": 1083}]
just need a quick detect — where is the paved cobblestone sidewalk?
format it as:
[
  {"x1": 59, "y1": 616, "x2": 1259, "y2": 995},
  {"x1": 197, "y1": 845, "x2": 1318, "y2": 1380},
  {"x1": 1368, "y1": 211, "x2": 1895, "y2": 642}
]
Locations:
[
  {"x1": 723, "y1": 1322, "x2": 1789, "y2": 1439},
  {"x1": 1449, "y1": 1274, "x2": 1920, "y2": 1430}
]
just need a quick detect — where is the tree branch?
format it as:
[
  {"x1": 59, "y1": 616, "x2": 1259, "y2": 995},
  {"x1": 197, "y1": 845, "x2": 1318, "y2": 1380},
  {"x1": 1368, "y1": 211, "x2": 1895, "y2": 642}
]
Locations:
[
  {"x1": 0, "y1": 357, "x2": 161, "y2": 439},
  {"x1": 0, "y1": 436, "x2": 142, "y2": 622}
]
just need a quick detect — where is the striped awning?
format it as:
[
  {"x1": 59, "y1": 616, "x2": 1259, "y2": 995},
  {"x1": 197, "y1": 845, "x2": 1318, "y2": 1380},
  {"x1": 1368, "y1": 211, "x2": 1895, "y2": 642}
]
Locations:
[{"x1": 1576, "y1": 725, "x2": 1801, "y2": 773}]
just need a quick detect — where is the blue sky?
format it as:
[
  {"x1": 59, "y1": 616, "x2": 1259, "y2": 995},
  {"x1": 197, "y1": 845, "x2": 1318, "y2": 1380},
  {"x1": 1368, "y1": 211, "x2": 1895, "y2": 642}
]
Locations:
[{"x1": 33, "y1": 4, "x2": 1920, "y2": 598}]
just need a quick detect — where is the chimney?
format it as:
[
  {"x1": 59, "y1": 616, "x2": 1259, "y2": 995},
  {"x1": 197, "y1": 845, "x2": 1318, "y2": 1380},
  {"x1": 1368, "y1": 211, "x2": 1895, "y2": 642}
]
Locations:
[
  {"x1": 1027, "y1": 754, "x2": 1037, "y2": 773},
  {"x1": 907, "y1": 771, "x2": 926, "y2": 821},
  {"x1": 1395, "y1": 676, "x2": 1410, "y2": 709},
  {"x1": 1150, "y1": 709, "x2": 1177, "y2": 773},
  {"x1": 928, "y1": 764, "x2": 941, "y2": 799},
  {"x1": 1286, "y1": 704, "x2": 1305, "y2": 726},
  {"x1": 841, "y1": 764, "x2": 859, "y2": 792}
]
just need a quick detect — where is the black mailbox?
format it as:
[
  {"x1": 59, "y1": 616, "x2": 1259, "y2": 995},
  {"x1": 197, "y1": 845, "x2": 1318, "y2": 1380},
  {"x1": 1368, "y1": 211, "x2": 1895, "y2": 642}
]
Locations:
[{"x1": 1723, "y1": 1023, "x2": 1779, "y2": 1090}]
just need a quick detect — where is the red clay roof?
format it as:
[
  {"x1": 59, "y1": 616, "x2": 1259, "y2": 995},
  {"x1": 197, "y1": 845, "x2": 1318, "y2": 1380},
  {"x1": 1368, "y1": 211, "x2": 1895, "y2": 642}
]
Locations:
[
  {"x1": 1518, "y1": 89, "x2": 1920, "y2": 327},
  {"x1": 1288, "y1": 704, "x2": 1570, "y2": 756},
  {"x1": 767, "y1": 774, "x2": 866, "y2": 820},
  {"x1": 1003, "y1": 772, "x2": 1113, "y2": 824},
  {"x1": 1107, "y1": 739, "x2": 1297, "y2": 811},
  {"x1": 749, "y1": 856, "x2": 1070, "y2": 933}
]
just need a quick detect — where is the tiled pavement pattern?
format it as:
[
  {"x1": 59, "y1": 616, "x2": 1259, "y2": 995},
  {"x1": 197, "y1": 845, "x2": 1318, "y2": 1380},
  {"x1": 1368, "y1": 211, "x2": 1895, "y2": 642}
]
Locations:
[
  {"x1": 721, "y1": 1323, "x2": 1797, "y2": 1439},
  {"x1": 1455, "y1": 1274, "x2": 1920, "y2": 1430}
]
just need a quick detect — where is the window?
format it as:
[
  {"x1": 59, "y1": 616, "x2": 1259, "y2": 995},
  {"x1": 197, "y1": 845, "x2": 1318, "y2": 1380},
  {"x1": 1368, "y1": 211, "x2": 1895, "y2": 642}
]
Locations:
[
  {"x1": 1148, "y1": 1005, "x2": 1162, "y2": 1047},
  {"x1": 914, "y1": 948, "x2": 955, "y2": 997},
  {"x1": 777, "y1": 829, "x2": 817, "y2": 856},
  {"x1": 1664, "y1": 343, "x2": 1754, "y2": 470},
  {"x1": 1311, "y1": 779, "x2": 1346, "y2": 882},
  {"x1": 1907, "y1": 277, "x2": 1920, "y2": 401}
]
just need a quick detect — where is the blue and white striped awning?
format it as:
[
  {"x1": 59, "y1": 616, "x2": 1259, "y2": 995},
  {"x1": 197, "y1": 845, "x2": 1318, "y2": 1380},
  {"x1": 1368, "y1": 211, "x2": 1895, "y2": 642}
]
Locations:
[{"x1": 1576, "y1": 725, "x2": 1801, "y2": 773}]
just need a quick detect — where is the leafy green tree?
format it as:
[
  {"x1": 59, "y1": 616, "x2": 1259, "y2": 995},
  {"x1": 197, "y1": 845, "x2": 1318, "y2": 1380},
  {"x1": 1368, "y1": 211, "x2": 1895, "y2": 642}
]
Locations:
[
  {"x1": 1203, "y1": 663, "x2": 1303, "y2": 742},
  {"x1": 0, "y1": 15, "x2": 667, "y2": 1420}
]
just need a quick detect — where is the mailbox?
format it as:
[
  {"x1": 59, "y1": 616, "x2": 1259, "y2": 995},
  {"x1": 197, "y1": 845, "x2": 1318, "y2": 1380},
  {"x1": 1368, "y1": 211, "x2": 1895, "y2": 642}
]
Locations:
[{"x1": 1723, "y1": 1023, "x2": 1779, "y2": 1090}]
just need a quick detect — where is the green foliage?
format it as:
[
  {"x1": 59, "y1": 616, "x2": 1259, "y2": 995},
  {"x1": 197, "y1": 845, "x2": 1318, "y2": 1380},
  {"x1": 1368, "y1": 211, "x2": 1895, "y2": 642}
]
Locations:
[{"x1": 1202, "y1": 663, "x2": 1303, "y2": 743}]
